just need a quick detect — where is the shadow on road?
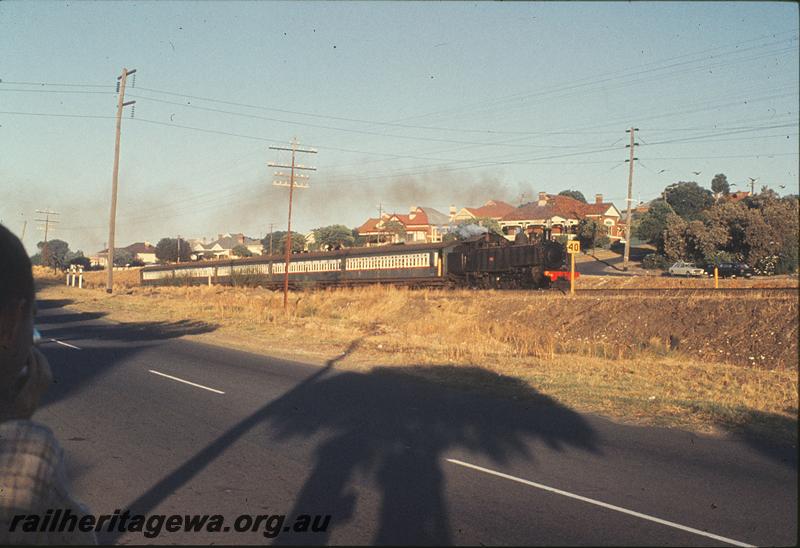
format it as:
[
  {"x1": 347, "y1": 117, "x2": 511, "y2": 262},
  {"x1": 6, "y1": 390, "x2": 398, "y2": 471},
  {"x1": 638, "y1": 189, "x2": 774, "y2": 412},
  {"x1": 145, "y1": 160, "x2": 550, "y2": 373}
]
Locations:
[
  {"x1": 112, "y1": 339, "x2": 599, "y2": 544},
  {"x1": 37, "y1": 298, "x2": 218, "y2": 410},
  {"x1": 725, "y1": 410, "x2": 798, "y2": 471},
  {"x1": 36, "y1": 298, "x2": 75, "y2": 310}
]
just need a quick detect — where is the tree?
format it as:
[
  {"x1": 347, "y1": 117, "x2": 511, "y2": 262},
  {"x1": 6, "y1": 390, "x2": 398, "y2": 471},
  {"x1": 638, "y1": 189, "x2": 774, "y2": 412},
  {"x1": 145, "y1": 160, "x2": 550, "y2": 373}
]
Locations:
[
  {"x1": 37, "y1": 239, "x2": 70, "y2": 270},
  {"x1": 633, "y1": 200, "x2": 672, "y2": 245},
  {"x1": 155, "y1": 238, "x2": 192, "y2": 263},
  {"x1": 663, "y1": 181, "x2": 714, "y2": 221},
  {"x1": 383, "y1": 221, "x2": 407, "y2": 242},
  {"x1": 232, "y1": 244, "x2": 254, "y2": 257},
  {"x1": 711, "y1": 173, "x2": 730, "y2": 197},
  {"x1": 113, "y1": 249, "x2": 134, "y2": 267},
  {"x1": 261, "y1": 231, "x2": 305, "y2": 254},
  {"x1": 661, "y1": 214, "x2": 688, "y2": 261},
  {"x1": 558, "y1": 190, "x2": 587, "y2": 203},
  {"x1": 312, "y1": 224, "x2": 355, "y2": 250},
  {"x1": 575, "y1": 219, "x2": 609, "y2": 253},
  {"x1": 68, "y1": 256, "x2": 92, "y2": 270}
]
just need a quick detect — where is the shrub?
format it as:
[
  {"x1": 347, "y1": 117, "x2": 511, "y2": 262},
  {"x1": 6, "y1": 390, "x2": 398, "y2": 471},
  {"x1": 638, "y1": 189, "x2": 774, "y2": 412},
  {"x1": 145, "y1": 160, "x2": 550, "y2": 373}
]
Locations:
[{"x1": 642, "y1": 253, "x2": 669, "y2": 270}]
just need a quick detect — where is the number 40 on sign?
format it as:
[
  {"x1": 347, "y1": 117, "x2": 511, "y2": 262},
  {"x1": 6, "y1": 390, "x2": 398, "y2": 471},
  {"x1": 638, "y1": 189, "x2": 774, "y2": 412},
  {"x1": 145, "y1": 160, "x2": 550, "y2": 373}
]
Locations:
[{"x1": 566, "y1": 240, "x2": 581, "y2": 254}]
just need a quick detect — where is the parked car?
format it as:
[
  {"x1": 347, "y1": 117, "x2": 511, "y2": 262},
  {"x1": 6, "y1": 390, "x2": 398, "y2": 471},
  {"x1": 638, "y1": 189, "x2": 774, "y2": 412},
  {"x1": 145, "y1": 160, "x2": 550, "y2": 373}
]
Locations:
[
  {"x1": 704, "y1": 262, "x2": 754, "y2": 278},
  {"x1": 668, "y1": 261, "x2": 705, "y2": 277}
]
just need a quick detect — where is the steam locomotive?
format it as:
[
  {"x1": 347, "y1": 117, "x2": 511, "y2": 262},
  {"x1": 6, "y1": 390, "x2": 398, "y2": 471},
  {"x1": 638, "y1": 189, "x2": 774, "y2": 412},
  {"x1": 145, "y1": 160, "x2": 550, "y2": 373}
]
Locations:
[{"x1": 139, "y1": 232, "x2": 574, "y2": 289}]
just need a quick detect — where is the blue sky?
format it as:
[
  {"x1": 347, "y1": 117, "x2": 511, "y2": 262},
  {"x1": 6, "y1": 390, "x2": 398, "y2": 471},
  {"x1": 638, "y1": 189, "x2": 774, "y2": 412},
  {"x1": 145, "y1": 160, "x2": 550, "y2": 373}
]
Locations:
[{"x1": 1, "y1": 1, "x2": 798, "y2": 254}]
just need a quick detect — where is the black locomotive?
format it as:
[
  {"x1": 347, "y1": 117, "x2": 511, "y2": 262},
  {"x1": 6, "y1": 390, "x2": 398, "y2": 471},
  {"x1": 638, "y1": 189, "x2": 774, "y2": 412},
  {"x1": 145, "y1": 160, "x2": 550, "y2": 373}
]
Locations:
[{"x1": 140, "y1": 231, "x2": 572, "y2": 289}]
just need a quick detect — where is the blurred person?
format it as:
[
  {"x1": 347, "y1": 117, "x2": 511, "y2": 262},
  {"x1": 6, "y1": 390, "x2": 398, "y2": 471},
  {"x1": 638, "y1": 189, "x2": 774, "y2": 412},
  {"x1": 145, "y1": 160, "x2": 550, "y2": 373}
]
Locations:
[{"x1": 0, "y1": 223, "x2": 96, "y2": 544}]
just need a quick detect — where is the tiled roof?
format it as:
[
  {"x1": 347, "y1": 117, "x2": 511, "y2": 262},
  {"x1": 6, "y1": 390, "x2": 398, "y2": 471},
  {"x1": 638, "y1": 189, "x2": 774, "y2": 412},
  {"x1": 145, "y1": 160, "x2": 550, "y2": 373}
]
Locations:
[
  {"x1": 503, "y1": 194, "x2": 619, "y2": 222},
  {"x1": 357, "y1": 218, "x2": 385, "y2": 233},
  {"x1": 466, "y1": 200, "x2": 516, "y2": 219},
  {"x1": 124, "y1": 242, "x2": 156, "y2": 254}
]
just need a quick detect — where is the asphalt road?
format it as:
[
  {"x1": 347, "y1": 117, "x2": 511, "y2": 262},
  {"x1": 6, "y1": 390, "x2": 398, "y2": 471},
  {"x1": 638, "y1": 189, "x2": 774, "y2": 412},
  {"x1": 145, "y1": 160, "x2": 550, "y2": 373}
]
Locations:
[{"x1": 32, "y1": 296, "x2": 797, "y2": 545}]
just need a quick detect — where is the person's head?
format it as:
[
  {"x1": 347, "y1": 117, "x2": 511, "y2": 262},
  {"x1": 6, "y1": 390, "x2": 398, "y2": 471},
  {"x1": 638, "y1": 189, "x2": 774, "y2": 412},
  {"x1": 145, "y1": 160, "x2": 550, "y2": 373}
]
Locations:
[{"x1": 0, "y1": 224, "x2": 35, "y2": 394}]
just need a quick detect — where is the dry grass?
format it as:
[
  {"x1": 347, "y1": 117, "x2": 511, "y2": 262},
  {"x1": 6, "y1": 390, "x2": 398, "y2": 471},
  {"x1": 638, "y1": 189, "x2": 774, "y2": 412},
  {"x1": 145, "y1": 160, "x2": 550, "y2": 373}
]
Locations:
[
  {"x1": 80, "y1": 268, "x2": 142, "y2": 289},
  {"x1": 36, "y1": 277, "x2": 799, "y2": 442},
  {"x1": 578, "y1": 273, "x2": 798, "y2": 289}
]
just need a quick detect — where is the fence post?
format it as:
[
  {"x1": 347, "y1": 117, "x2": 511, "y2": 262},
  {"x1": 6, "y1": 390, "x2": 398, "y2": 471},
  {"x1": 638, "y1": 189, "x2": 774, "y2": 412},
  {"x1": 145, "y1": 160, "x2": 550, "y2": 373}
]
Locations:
[{"x1": 714, "y1": 266, "x2": 719, "y2": 289}]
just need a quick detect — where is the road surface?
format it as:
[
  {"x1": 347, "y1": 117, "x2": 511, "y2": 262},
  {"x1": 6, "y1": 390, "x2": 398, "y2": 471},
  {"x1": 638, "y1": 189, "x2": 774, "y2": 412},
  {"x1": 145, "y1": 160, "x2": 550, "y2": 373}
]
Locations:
[{"x1": 32, "y1": 297, "x2": 797, "y2": 545}]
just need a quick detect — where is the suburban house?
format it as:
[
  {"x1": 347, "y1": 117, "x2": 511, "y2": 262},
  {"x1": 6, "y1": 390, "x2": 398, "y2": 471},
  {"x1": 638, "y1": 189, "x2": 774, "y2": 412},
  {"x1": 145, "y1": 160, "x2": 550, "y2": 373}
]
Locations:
[
  {"x1": 499, "y1": 193, "x2": 624, "y2": 241},
  {"x1": 357, "y1": 206, "x2": 452, "y2": 245},
  {"x1": 452, "y1": 200, "x2": 516, "y2": 223},
  {"x1": 90, "y1": 241, "x2": 157, "y2": 267},
  {"x1": 189, "y1": 233, "x2": 263, "y2": 259}
]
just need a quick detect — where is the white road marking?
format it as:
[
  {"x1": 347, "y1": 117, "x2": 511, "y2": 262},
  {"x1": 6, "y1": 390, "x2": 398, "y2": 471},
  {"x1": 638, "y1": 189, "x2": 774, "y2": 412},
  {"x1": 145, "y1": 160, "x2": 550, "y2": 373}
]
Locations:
[
  {"x1": 49, "y1": 338, "x2": 82, "y2": 350},
  {"x1": 148, "y1": 370, "x2": 225, "y2": 395},
  {"x1": 446, "y1": 458, "x2": 755, "y2": 548}
]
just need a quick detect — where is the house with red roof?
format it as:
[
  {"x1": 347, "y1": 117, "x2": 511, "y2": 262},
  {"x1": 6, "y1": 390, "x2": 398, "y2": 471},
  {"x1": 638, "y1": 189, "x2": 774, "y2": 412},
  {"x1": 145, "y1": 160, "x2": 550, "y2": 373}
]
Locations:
[
  {"x1": 356, "y1": 206, "x2": 451, "y2": 246},
  {"x1": 500, "y1": 193, "x2": 624, "y2": 241}
]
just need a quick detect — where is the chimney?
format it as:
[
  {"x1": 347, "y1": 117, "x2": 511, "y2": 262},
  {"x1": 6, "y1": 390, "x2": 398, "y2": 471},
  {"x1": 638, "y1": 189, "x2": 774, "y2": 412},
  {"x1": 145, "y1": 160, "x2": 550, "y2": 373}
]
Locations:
[
  {"x1": 217, "y1": 233, "x2": 223, "y2": 242},
  {"x1": 595, "y1": 193, "x2": 603, "y2": 204},
  {"x1": 538, "y1": 192, "x2": 548, "y2": 206},
  {"x1": 237, "y1": 234, "x2": 245, "y2": 244},
  {"x1": 449, "y1": 205, "x2": 456, "y2": 221}
]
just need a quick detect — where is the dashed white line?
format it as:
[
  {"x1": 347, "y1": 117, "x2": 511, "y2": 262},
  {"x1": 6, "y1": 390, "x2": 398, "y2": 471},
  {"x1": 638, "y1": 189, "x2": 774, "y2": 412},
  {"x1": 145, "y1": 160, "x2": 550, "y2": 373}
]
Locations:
[
  {"x1": 49, "y1": 338, "x2": 82, "y2": 350},
  {"x1": 445, "y1": 458, "x2": 755, "y2": 548},
  {"x1": 148, "y1": 370, "x2": 225, "y2": 394}
]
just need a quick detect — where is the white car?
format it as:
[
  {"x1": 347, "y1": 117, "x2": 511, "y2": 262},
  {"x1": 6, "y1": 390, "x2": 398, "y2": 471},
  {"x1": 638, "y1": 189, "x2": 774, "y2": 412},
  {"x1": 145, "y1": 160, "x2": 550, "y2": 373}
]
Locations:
[{"x1": 668, "y1": 261, "x2": 705, "y2": 277}]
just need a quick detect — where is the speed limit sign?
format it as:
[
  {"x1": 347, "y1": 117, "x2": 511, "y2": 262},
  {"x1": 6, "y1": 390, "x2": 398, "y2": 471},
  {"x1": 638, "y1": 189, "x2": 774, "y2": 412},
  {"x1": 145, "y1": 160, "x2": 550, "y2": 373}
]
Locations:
[{"x1": 566, "y1": 240, "x2": 581, "y2": 254}]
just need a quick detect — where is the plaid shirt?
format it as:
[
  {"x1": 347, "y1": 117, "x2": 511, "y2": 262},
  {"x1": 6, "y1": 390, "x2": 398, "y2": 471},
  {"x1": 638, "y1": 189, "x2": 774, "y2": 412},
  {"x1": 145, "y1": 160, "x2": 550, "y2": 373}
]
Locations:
[{"x1": 0, "y1": 420, "x2": 96, "y2": 545}]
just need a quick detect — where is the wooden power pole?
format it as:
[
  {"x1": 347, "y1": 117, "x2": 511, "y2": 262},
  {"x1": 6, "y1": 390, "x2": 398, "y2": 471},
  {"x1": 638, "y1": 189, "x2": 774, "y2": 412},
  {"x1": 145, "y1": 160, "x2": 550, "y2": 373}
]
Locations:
[
  {"x1": 622, "y1": 127, "x2": 638, "y2": 272},
  {"x1": 268, "y1": 138, "x2": 317, "y2": 312},
  {"x1": 106, "y1": 67, "x2": 137, "y2": 293},
  {"x1": 35, "y1": 209, "x2": 59, "y2": 270}
]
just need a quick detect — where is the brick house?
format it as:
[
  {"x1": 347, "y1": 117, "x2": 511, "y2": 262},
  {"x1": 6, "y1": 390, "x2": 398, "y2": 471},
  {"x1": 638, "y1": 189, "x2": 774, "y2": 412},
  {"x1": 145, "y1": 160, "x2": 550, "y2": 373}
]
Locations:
[
  {"x1": 357, "y1": 206, "x2": 451, "y2": 245},
  {"x1": 499, "y1": 193, "x2": 623, "y2": 241}
]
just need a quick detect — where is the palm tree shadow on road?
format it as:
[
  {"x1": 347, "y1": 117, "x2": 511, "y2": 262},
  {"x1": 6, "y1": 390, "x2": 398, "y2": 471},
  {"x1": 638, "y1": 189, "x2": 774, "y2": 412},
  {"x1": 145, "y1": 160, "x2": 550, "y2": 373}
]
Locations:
[{"x1": 113, "y1": 339, "x2": 599, "y2": 545}]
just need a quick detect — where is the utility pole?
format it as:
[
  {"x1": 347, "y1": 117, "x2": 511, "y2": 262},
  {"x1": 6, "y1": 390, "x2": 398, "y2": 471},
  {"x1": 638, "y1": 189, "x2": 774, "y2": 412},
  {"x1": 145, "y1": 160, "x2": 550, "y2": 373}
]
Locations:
[
  {"x1": 377, "y1": 203, "x2": 383, "y2": 219},
  {"x1": 106, "y1": 67, "x2": 137, "y2": 293},
  {"x1": 268, "y1": 138, "x2": 317, "y2": 312},
  {"x1": 622, "y1": 127, "x2": 638, "y2": 272},
  {"x1": 177, "y1": 235, "x2": 181, "y2": 263},
  {"x1": 35, "y1": 209, "x2": 60, "y2": 270},
  {"x1": 21, "y1": 220, "x2": 27, "y2": 240}
]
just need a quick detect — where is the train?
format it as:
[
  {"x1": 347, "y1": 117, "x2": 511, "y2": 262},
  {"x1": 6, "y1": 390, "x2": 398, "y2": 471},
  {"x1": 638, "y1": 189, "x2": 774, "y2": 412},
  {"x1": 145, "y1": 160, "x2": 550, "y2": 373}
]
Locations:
[{"x1": 139, "y1": 232, "x2": 576, "y2": 290}]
